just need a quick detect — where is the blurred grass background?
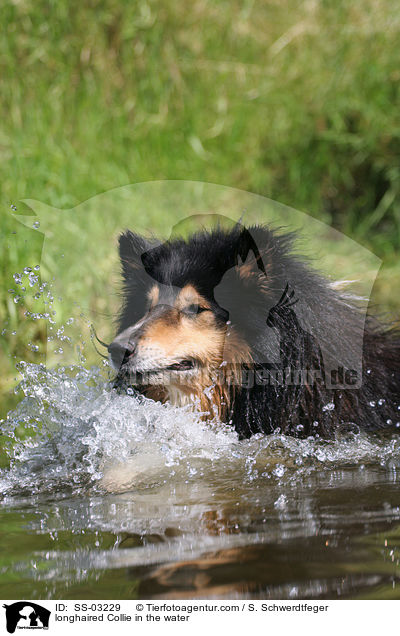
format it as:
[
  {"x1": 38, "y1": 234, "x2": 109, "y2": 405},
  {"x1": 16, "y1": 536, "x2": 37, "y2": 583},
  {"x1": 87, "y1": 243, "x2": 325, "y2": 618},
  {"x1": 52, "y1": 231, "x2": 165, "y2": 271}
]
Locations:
[{"x1": 1, "y1": 0, "x2": 400, "y2": 399}]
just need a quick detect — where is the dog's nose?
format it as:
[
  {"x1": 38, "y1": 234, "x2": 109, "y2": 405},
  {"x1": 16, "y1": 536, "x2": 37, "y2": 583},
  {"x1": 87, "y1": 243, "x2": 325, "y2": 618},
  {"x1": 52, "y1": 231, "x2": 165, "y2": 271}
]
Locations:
[{"x1": 108, "y1": 341, "x2": 134, "y2": 369}]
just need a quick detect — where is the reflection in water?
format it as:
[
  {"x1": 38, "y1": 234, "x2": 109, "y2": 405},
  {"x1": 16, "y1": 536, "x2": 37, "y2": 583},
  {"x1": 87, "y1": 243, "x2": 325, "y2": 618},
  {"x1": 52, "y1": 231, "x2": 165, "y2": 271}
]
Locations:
[{"x1": 0, "y1": 363, "x2": 399, "y2": 599}]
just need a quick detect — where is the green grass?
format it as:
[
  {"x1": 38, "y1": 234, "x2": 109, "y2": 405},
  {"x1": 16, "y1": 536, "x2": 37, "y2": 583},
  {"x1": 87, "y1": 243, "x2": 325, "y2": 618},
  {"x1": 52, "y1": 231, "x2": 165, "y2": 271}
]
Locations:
[{"x1": 1, "y1": 0, "x2": 400, "y2": 402}]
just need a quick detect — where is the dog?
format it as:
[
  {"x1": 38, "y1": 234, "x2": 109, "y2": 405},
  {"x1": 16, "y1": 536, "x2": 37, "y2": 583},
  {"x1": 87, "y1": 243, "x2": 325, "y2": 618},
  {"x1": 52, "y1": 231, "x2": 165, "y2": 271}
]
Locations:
[{"x1": 108, "y1": 222, "x2": 400, "y2": 439}]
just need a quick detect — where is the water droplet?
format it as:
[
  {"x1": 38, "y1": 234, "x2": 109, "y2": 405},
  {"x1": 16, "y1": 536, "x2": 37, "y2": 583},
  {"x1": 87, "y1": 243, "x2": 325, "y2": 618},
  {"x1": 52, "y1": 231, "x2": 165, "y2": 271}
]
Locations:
[
  {"x1": 273, "y1": 464, "x2": 285, "y2": 478},
  {"x1": 322, "y1": 402, "x2": 335, "y2": 412},
  {"x1": 13, "y1": 295, "x2": 21, "y2": 304},
  {"x1": 33, "y1": 221, "x2": 40, "y2": 229},
  {"x1": 28, "y1": 273, "x2": 39, "y2": 287},
  {"x1": 34, "y1": 265, "x2": 40, "y2": 271},
  {"x1": 13, "y1": 273, "x2": 22, "y2": 284},
  {"x1": 10, "y1": 203, "x2": 17, "y2": 211},
  {"x1": 378, "y1": 398, "x2": 385, "y2": 406},
  {"x1": 274, "y1": 493, "x2": 287, "y2": 508},
  {"x1": 369, "y1": 401, "x2": 376, "y2": 407},
  {"x1": 203, "y1": 385, "x2": 215, "y2": 399}
]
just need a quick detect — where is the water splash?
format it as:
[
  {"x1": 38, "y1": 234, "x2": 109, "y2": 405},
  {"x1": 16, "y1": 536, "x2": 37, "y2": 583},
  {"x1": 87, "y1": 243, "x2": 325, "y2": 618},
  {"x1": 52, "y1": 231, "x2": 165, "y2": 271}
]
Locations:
[{"x1": 2, "y1": 361, "x2": 400, "y2": 502}]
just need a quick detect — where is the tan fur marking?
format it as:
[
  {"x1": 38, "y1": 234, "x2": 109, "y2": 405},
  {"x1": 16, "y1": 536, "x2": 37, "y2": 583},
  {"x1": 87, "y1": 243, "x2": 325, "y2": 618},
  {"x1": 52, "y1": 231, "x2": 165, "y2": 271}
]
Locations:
[
  {"x1": 147, "y1": 285, "x2": 159, "y2": 307},
  {"x1": 175, "y1": 284, "x2": 211, "y2": 311},
  {"x1": 140, "y1": 311, "x2": 224, "y2": 364},
  {"x1": 136, "y1": 308, "x2": 253, "y2": 422},
  {"x1": 237, "y1": 262, "x2": 254, "y2": 279},
  {"x1": 237, "y1": 254, "x2": 259, "y2": 280}
]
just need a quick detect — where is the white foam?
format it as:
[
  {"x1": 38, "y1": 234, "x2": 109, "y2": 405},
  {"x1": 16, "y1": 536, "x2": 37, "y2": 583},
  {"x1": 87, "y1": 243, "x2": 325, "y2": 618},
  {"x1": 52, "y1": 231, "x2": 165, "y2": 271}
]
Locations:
[{"x1": 1, "y1": 363, "x2": 400, "y2": 500}]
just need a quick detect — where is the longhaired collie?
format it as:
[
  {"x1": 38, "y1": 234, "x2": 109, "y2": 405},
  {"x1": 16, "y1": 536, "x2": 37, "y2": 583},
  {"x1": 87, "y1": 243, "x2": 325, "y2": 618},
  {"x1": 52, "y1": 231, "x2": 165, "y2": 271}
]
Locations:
[{"x1": 108, "y1": 223, "x2": 400, "y2": 438}]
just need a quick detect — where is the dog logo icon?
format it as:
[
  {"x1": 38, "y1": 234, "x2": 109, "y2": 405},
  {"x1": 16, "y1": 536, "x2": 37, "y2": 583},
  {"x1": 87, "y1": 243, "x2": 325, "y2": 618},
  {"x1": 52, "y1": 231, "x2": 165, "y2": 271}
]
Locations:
[{"x1": 3, "y1": 602, "x2": 51, "y2": 634}]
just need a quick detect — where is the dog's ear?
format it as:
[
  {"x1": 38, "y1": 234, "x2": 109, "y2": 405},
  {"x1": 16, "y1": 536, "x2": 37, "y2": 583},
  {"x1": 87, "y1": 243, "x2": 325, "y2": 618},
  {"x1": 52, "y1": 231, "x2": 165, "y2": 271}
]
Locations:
[
  {"x1": 234, "y1": 226, "x2": 295, "y2": 283},
  {"x1": 236, "y1": 251, "x2": 263, "y2": 281},
  {"x1": 235, "y1": 227, "x2": 268, "y2": 280},
  {"x1": 118, "y1": 231, "x2": 148, "y2": 279}
]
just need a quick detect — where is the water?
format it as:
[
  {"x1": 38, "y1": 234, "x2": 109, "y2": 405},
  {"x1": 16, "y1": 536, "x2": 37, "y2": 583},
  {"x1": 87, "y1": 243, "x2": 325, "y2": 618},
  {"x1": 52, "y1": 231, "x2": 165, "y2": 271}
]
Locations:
[{"x1": 1, "y1": 362, "x2": 400, "y2": 599}]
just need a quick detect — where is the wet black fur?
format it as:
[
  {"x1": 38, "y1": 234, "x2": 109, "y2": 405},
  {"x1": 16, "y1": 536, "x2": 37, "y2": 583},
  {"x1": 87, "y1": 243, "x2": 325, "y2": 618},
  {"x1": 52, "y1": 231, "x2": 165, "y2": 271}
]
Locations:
[{"x1": 116, "y1": 224, "x2": 400, "y2": 439}]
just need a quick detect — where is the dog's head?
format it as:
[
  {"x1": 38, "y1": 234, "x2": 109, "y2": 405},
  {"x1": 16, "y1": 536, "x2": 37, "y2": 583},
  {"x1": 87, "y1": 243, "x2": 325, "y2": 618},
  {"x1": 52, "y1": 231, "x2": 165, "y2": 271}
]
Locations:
[{"x1": 109, "y1": 224, "x2": 285, "y2": 415}]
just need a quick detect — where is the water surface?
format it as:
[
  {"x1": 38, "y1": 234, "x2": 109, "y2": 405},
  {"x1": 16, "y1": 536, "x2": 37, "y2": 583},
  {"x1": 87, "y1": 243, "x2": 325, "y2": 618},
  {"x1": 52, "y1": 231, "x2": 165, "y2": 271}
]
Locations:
[{"x1": 1, "y1": 363, "x2": 400, "y2": 599}]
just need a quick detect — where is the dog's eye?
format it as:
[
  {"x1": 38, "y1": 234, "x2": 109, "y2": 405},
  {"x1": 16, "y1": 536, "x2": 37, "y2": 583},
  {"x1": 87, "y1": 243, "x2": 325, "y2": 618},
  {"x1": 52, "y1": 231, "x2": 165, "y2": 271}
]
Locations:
[{"x1": 184, "y1": 304, "x2": 207, "y2": 315}]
